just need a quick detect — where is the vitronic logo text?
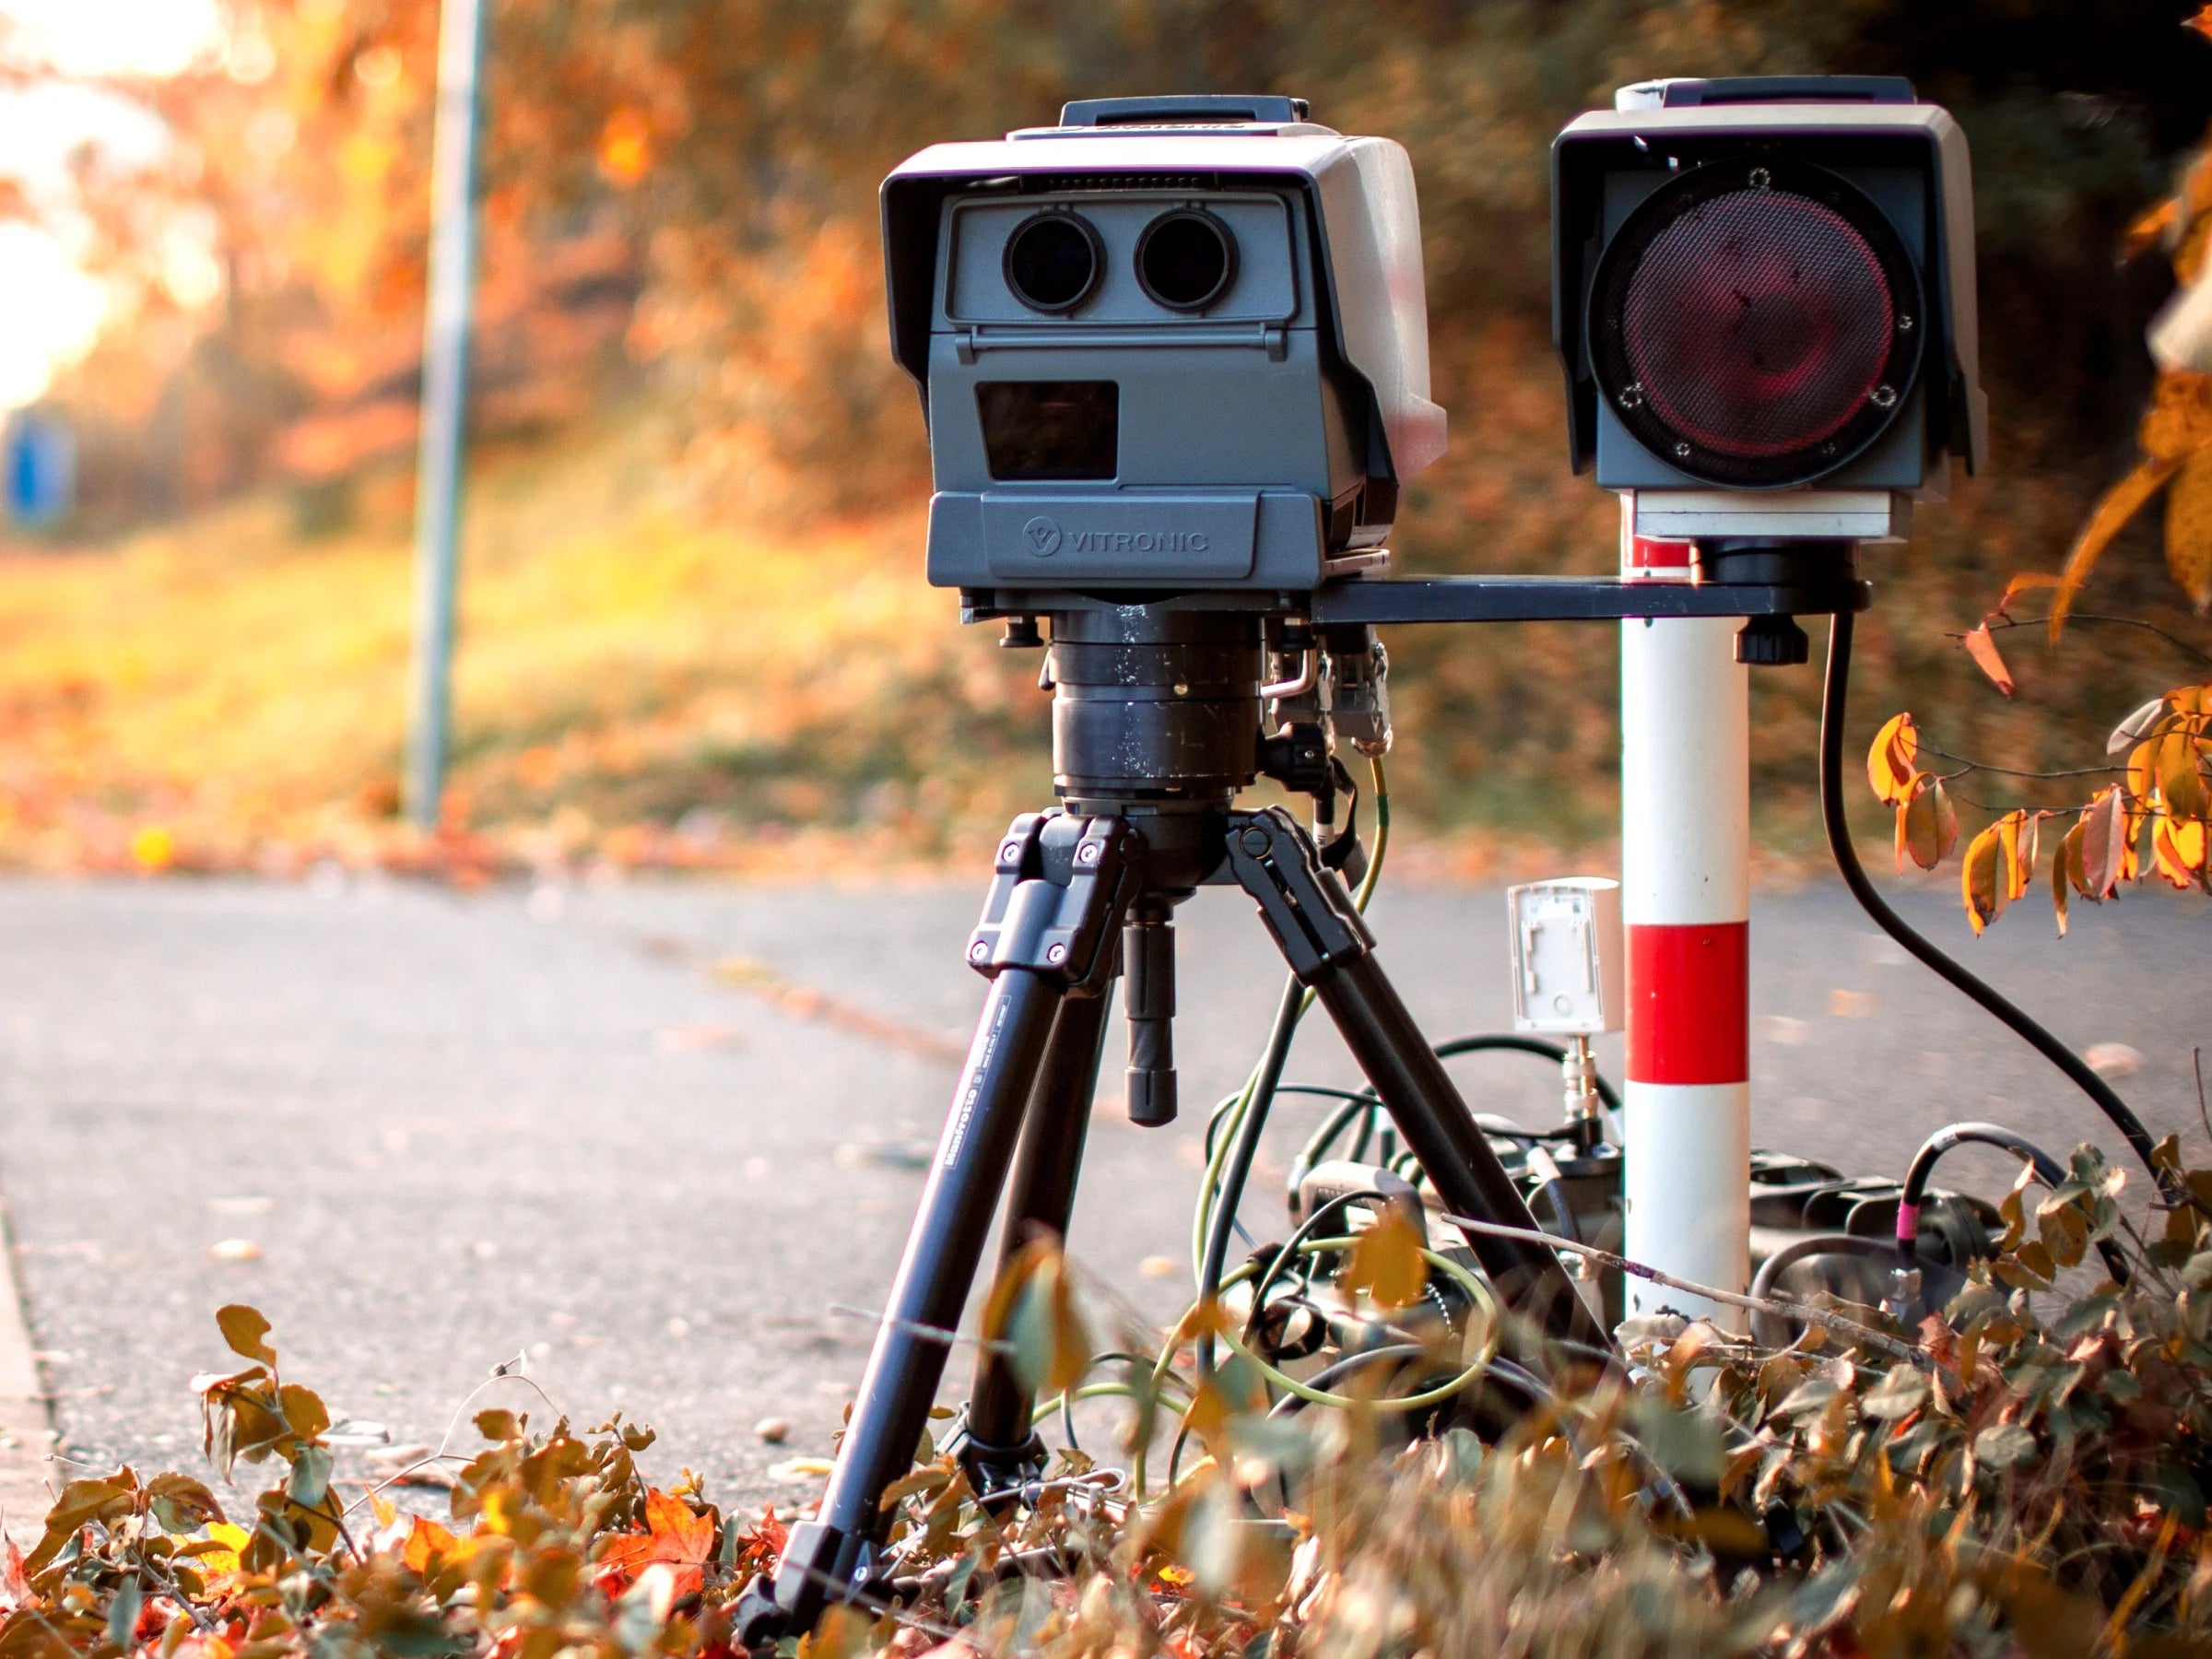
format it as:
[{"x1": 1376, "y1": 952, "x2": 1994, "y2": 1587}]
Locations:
[{"x1": 1021, "y1": 519, "x2": 1213, "y2": 560}]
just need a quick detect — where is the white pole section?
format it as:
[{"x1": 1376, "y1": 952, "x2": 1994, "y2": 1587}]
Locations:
[
  {"x1": 404, "y1": 0, "x2": 488, "y2": 830},
  {"x1": 1618, "y1": 498, "x2": 1752, "y2": 1327}
]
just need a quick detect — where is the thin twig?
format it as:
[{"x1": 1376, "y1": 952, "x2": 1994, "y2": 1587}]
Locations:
[
  {"x1": 1920, "y1": 742, "x2": 2125, "y2": 782},
  {"x1": 342, "y1": 1357, "x2": 561, "y2": 1519},
  {"x1": 2195, "y1": 1048, "x2": 2209, "y2": 1147},
  {"x1": 827, "y1": 1303, "x2": 1012, "y2": 1354},
  {"x1": 1972, "y1": 612, "x2": 2212, "y2": 665},
  {"x1": 1436, "y1": 1211, "x2": 1946, "y2": 1378}
]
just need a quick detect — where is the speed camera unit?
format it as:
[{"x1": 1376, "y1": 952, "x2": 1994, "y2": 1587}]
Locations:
[
  {"x1": 881, "y1": 95, "x2": 1447, "y2": 596},
  {"x1": 1552, "y1": 76, "x2": 1985, "y2": 544}
]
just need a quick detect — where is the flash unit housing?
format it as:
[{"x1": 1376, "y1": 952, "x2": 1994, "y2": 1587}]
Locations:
[
  {"x1": 882, "y1": 96, "x2": 1447, "y2": 597},
  {"x1": 1553, "y1": 76, "x2": 1985, "y2": 541}
]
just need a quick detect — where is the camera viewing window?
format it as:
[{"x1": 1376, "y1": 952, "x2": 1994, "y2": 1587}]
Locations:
[
  {"x1": 1003, "y1": 212, "x2": 1104, "y2": 313},
  {"x1": 1135, "y1": 209, "x2": 1238, "y2": 311},
  {"x1": 1588, "y1": 159, "x2": 1924, "y2": 488},
  {"x1": 976, "y1": 382, "x2": 1119, "y2": 480}
]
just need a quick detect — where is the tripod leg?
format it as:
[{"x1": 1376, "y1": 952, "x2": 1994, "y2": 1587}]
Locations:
[
  {"x1": 746, "y1": 813, "x2": 1140, "y2": 1643},
  {"x1": 961, "y1": 986, "x2": 1112, "y2": 1487},
  {"x1": 1226, "y1": 808, "x2": 1609, "y2": 1356}
]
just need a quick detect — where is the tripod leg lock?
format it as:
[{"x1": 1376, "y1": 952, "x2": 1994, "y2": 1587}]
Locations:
[
  {"x1": 968, "y1": 813, "x2": 1136, "y2": 989},
  {"x1": 1224, "y1": 807, "x2": 1375, "y2": 982},
  {"x1": 957, "y1": 1427, "x2": 1051, "y2": 1504}
]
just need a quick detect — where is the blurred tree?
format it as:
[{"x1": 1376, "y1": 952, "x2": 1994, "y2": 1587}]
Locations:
[{"x1": 31, "y1": 0, "x2": 2212, "y2": 841}]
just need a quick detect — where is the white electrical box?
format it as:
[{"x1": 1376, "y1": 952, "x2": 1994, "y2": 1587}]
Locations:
[{"x1": 1507, "y1": 877, "x2": 1623, "y2": 1036}]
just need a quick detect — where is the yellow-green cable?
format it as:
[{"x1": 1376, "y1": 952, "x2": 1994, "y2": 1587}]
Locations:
[{"x1": 1189, "y1": 756, "x2": 1391, "y2": 1283}]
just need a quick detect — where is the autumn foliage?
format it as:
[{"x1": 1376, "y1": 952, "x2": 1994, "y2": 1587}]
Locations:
[
  {"x1": 11, "y1": 1128, "x2": 2212, "y2": 1659},
  {"x1": 1871, "y1": 110, "x2": 2212, "y2": 930}
]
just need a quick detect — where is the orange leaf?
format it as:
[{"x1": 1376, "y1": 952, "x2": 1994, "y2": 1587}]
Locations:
[
  {"x1": 1995, "y1": 571, "x2": 2062, "y2": 615},
  {"x1": 593, "y1": 1489, "x2": 715, "y2": 1602},
  {"x1": 1867, "y1": 713, "x2": 1919, "y2": 806},
  {"x1": 1960, "y1": 822, "x2": 2006, "y2": 935},
  {"x1": 2053, "y1": 821, "x2": 2082, "y2": 935},
  {"x1": 1962, "y1": 622, "x2": 2016, "y2": 697},
  {"x1": 2051, "y1": 455, "x2": 2183, "y2": 642},
  {"x1": 403, "y1": 1515, "x2": 456, "y2": 1577}
]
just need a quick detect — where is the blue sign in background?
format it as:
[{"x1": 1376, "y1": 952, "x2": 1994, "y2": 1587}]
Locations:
[{"x1": 5, "y1": 409, "x2": 74, "y2": 530}]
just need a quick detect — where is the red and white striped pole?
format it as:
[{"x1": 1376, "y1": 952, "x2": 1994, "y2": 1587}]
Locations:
[{"x1": 1619, "y1": 500, "x2": 1750, "y2": 1327}]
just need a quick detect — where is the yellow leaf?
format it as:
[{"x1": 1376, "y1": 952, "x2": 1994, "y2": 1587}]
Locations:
[
  {"x1": 2167, "y1": 445, "x2": 2212, "y2": 613},
  {"x1": 2154, "y1": 816, "x2": 2208, "y2": 888},
  {"x1": 2159, "y1": 726, "x2": 2211, "y2": 818},
  {"x1": 1340, "y1": 1204, "x2": 1427, "y2": 1310},
  {"x1": 1960, "y1": 821, "x2": 2006, "y2": 934},
  {"x1": 1867, "y1": 712, "x2": 1919, "y2": 806},
  {"x1": 1899, "y1": 775, "x2": 1958, "y2": 871},
  {"x1": 2129, "y1": 735, "x2": 2161, "y2": 804},
  {"x1": 2051, "y1": 455, "x2": 2183, "y2": 642}
]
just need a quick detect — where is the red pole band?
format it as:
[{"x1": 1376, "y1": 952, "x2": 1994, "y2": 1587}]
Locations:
[{"x1": 1625, "y1": 921, "x2": 1750, "y2": 1086}]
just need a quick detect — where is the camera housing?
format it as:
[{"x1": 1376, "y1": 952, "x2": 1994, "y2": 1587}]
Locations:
[
  {"x1": 882, "y1": 95, "x2": 1447, "y2": 597},
  {"x1": 1553, "y1": 76, "x2": 1985, "y2": 543}
]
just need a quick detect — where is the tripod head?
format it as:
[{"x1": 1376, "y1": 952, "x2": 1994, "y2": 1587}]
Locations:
[{"x1": 1018, "y1": 602, "x2": 1383, "y2": 1126}]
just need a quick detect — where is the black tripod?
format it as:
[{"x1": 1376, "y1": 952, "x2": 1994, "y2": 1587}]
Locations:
[{"x1": 739, "y1": 607, "x2": 1606, "y2": 1641}]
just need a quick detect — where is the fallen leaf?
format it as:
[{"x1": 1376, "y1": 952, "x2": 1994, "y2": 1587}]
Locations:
[
  {"x1": 402, "y1": 1514, "x2": 456, "y2": 1576},
  {"x1": 2083, "y1": 1042, "x2": 2144, "y2": 1078},
  {"x1": 593, "y1": 1488, "x2": 715, "y2": 1602}
]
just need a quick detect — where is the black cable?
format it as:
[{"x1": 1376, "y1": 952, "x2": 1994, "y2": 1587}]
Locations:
[
  {"x1": 1432, "y1": 1034, "x2": 1624, "y2": 1115},
  {"x1": 1899, "y1": 1120, "x2": 2131, "y2": 1284},
  {"x1": 1241, "y1": 1187, "x2": 1396, "y2": 1347},
  {"x1": 1198, "y1": 972, "x2": 1307, "y2": 1375},
  {"x1": 1819, "y1": 612, "x2": 2183, "y2": 1205},
  {"x1": 1287, "y1": 1034, "x2": 1625, "y2": 1197}
]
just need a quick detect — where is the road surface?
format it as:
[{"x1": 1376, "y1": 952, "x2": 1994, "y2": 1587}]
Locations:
[{"x1": 0, "y1": 870, "x2": 2198, "y2": 1518}]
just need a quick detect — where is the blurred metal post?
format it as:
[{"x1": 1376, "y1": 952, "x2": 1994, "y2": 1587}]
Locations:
[{"x1": 405, "y1": 0, "x2": 488, "y2": 830}]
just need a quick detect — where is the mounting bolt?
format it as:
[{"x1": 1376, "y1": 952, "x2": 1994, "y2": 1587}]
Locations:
[
  {"x1": 998, "y1": 841, "x2": 1022, "y2": 864},
  {"x1": 969, "y1": 941, "x2": 991, "y2": 964},
  {"x1": 1076, "y1": 841, "x2": 1102, "y2": 865},
  {"x1": 1239, "y1": 826, "x2": 1272, "y2": 857},
  {"x1": 1045, "y1": 943, "x2": 1068, "y2": 965}
]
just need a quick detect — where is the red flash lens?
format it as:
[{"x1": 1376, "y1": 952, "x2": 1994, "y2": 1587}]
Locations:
[{"x1": 1590, "y1": 160, "x2": 1923, "y2": 488}]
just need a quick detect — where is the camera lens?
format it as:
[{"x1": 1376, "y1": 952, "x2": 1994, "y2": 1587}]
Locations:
[
  {"x1": 1004, "y1": 212, "x2": 1102, "y2": 313},
  {"x1": 1589, "y1": 159, "x2": 1923, "y2": 488},
  {"x1": 1136, "y1": 210, "x2": 1236, "y2": 312}
]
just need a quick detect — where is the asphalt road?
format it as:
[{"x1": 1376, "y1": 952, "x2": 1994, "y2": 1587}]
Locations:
[{"x1": 0, "y1": 868, "x2": 2200, "y2": 1516}]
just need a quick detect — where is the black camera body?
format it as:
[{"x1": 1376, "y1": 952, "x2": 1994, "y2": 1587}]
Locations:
[
  {"x1": 881, "y1": 95, "x2": 1447, "y2": 600},
  {"x1": 1553, "y1": 76, "x2": 1985, "y2": 544}
]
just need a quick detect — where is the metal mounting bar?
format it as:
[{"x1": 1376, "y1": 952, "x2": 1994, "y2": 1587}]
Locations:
[
  {"x1": 957, "y1": 575, "x2": 1870, "y2": 626},
  {"x1": 1310, "y1": 575, "x2": 1873, "y2": 626}
]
